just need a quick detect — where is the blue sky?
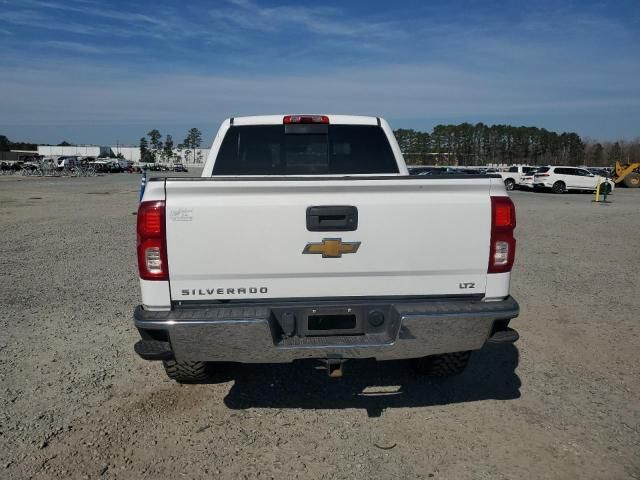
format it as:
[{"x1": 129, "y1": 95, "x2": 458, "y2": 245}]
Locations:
[{"x1": 1, "y1": 0, "x2": 639, "y2": 145}]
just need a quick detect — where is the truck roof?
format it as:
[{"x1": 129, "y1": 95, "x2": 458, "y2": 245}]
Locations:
[{"x1": 228, "y1": 115, "x2": 380, "y2": 126}]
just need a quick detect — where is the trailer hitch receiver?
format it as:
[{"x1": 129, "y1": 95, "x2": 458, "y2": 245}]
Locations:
[{"x1": 323, "y1": 359, "x2": 346, "y2": 378}]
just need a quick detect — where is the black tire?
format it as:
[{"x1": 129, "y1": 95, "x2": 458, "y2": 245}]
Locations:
[
  {"x1": 623, "y1": 173, "x2": 640, "y2": 188},
  {"x1": 552, "y1": 181, "x2": 566, "y2": 194},
  {"x1": 163, "y1": 359, "x2": 210, "y2": 383},
  {"x1": 412, "y1": 351, "x2": 471, "y2": 377},
  {"x1": 504, "y1": 178, "x2": 516, "y2": 191}
]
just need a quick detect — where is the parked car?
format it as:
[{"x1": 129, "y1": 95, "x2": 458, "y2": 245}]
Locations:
[
  {"x1": 129, "y1": 163, "x2": 151, "y2": 173},
  {"x1": 2, "y1": 161, "x2": 24, "y2": 172},
  {"x1": 519, "y1": 168, "x2": 538, "y2": 189},
  {"x1": 412, "y1": 167, "x2": 453, "y2": 175},
  {"x1": 57, "y1": 156, "x2": 79, "y2": 170},
  {"x1": 88, "y1": 160, "x2": 110, "y2": 173},
  {"x1": 500, "y1": 166, "x2": 538, "y2": 191},
  {"x1": 22, "y1": 162, "x2": 40, "y2": 171},
  {"x1": 586, "y1": 167, "x2": 611, "y2": 178},
  {"x1": 173, "y1": 164, "x2": 188, "y2": 172},
  {"x1": 407, "y1": 166, "x2": 425, "y2": 175},
  {"x1": 149, "y1": 164, "x2": 170, "y2": 172},
  {"x1": 533, "y1": 166, "x2": 615, "y2": 194}
]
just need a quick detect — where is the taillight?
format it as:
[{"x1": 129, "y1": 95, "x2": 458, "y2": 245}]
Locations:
[
  {"x1": 488, "y1": 196, "x2": 516, "y2": 274},
  {"x1": 283, "y1": 115, "x2": 329, "y2": 124},
  {"x1": 137, "y1": 200, "x2": 168, "y2": 281}
]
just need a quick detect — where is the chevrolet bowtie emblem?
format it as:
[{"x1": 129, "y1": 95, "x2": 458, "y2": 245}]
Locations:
[{"x1": 302, "y1": 238, "x2": 361, "y2": 258}]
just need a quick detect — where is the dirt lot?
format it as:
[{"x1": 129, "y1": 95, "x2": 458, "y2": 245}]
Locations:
[{"x1": 0, "y1": 173, "x2": 638, "y2": 479}]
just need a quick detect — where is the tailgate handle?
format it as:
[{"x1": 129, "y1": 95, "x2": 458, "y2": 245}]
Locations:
[{"x1": 307, "y1": 206, "x2": 358, "y2": 231}]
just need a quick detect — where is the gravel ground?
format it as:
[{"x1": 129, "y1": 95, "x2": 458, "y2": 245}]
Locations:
[{"x1": 0, "y1": 173, "x2": 639, "y2": 480}]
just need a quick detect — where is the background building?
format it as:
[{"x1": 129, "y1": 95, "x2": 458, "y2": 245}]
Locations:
[
  {"x1": 37, "y1": 145, "x2": 101, "y2": 157},
  {"x1": 36, "y1": 145, "x2": 210, "y2": 166}
]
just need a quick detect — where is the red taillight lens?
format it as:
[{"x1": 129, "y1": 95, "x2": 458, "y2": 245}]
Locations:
[
  {"x1": 283, "y1": 115, "x2": 329, "y2": 124},
  {"x1": 488, "y1": 196, "x2": 516, "y2": 273},
  {"x1": 137, "y1": 200, "x2": 168, "y2": 280}
]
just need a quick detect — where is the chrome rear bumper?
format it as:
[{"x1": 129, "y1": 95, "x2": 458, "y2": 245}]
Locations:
[{"x1": 134, "y1": 296, "x2": 519, "y2": 363}]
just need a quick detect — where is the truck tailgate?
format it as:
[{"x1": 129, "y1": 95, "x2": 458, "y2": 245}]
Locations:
[{"x1": 164, "y1": 178, "x2": 491, "y2": 301}]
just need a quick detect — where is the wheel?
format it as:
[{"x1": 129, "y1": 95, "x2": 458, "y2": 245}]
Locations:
[
  {"x1": 552, "y1": 181, "x2": 566, "y2": 194},
  {"x1": 163, "y1": 359, "x2": 210, "y2": 383},
  {"x1": 504, "y1": 178, "x2": 516, "y2": 191},
  {"x1": 623, "y1": 173, "x2": 640, "y2": 188},
  {"x1": 412, "y1": 351, "x2": 471, "y2": 377}
]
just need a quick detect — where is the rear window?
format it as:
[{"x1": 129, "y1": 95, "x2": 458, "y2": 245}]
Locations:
[
  {"x1": 536, "y1": 167, "x2": 550, "y2": 173},
  {"x1": 212, "y1": 125, "x2": 399, "y2": 175}
]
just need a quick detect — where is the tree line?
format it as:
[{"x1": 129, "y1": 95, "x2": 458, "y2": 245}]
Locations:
[
  {"x1": 582, "y1": 139, "x2": 640, "y2": 167},
  {"x1": 394, "y1": 123, "x2": 640, "y2": 167},
  {"x1": 1, "y1": 130, "x2": 204, "y2": 164},
  {"x1": 0, "y1": 135, "x2": 37, "y2": 152},
  {"x1": 139, "y1": 128, "x2": 203, "y2": 164},
  {"x1": 4, "y1": 123, "x2": 639, "y2": 167}
]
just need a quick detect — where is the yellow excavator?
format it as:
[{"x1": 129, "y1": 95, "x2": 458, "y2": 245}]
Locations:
[{"x1": 613, "y1": 161, "x2": 640, "y2": 188}]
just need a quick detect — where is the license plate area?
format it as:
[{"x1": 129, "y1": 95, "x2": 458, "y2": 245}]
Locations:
[
  {"x1": 308, "y1": 313, "x2": 357, "y2": 334},
  {"x1": 302, "y1": 308, "x2": 363, "y2": 336},
  {"x1": 270, "y1": 303, "x2": 396, "y2": 342}
]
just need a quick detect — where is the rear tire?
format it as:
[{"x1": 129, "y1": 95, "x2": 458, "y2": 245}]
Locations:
[
  {"x1": 623, "y1": 173, "x2": 640, "y2": 188},
  {"x1": 412, "y1": 351, "x2": 471, "y2": 377},
  {"x1": 163, "y1": 359, "x2": 210, "y2": 383},
  {"x1": 504, "y1": 178, "x2": 516, "y2": 191},
  {"x1": 552, "y1": 181, "x2": 566, "y2": 194}
]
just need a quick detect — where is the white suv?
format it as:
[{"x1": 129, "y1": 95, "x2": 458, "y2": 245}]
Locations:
[{"x1": 533, "y1": 166, "x2": 615, "y2": 194}]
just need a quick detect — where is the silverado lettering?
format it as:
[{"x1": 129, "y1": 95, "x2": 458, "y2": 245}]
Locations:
[{"x1": 181, "y1": 287, "x2": 268, "y2": 296}]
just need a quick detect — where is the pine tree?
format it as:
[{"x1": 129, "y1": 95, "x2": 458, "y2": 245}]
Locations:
[
  {"x1": 182, "y1": 128, "x2": 203, "y2": 164},
  {"x1": 139, "y1": 137, "x2": 150, "y2": 163},
  {"x1": 608, "y1": 142, "x2": 623, "y2": 164},
  {"x1": 147, "y1": 129, "x2": 162, "y2": 163},
  {"x1": 163, "y1": 134, "x2": 174, "y2": 162}
]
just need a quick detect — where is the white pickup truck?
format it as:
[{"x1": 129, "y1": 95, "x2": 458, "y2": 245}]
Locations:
[{"x1": 134, "y1": 114, "x2": 519, "y2": 382}]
